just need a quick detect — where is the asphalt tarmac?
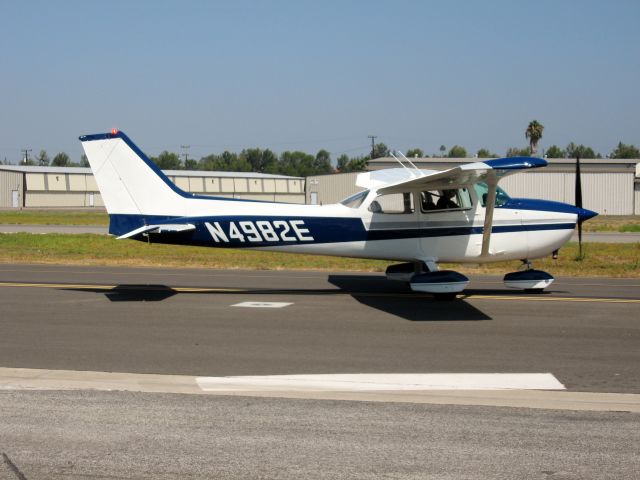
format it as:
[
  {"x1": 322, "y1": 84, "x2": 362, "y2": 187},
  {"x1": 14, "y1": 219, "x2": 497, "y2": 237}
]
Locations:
[
  {"x1": 0, "y1": 264, "x2": 638, "y2": 393},
  {"x1": 0, "y1": 263, "x2": 638, "y2": 478}
]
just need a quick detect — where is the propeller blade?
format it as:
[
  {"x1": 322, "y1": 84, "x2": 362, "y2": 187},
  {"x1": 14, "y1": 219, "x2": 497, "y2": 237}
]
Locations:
[
  {"x1": 575, "y1": 155, "x2": 583, "y2": 257},
  {"x1": 577, "y1": 216, "x2": 583, "y2": 258},
  {"x1": 575, "y1": 155, "x2": 582, "y2": 209}
]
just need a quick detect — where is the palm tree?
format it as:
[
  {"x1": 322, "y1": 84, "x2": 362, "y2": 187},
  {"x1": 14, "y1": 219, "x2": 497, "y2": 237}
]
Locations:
[{"x1": 525, "y1": 120, "x2": 544, "y2": 156}]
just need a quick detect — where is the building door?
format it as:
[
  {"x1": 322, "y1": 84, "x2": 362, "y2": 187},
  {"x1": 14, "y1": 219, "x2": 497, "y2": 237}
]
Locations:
[
  {"x1": 11, "y1": 190, "x2": 19, "y2": 208},
  {"x1": 310, "y1": 192, "x2": 318, "y2": 205},
  {"x1": 89, "y1": 192, "x2": 95, "y2": 207}
]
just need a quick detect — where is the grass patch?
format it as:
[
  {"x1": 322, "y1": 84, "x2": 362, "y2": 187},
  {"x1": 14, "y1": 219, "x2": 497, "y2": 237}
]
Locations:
[
  {"x1": 0, "y1": 210, "x2": 108, "y2": 226},
  {"x1": 0, "y1": 233, "x2": 638, "y2": 277},
  {"x1": 583, "y1": 215, "x2": 640, "y2": 233}
]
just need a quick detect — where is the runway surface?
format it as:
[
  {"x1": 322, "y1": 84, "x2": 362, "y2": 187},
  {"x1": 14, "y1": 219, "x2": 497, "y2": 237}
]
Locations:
[
  {"x1": 1, "y1": 263, "x2": 639, "y2": 478},
  {"x1": 0, "y1": 263, "x2": 638, "y2": 393}
]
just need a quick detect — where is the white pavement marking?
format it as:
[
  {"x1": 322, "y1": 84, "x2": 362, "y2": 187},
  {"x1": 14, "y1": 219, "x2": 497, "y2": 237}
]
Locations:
[
  {"x1": 196, "y1": 373, "x2": 565, "y2": 392},
  {"x1": 3, "y1": 367, "x2": 640, "y2": 412},
  {"x1": 232, "y1": 301, "x2": 293, "y2": 308}
]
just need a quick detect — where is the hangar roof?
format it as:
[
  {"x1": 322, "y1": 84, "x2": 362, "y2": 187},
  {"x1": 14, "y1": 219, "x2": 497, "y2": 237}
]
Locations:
[{"x1": 0, "y1": 165, "x2": 301, "y2": 179}]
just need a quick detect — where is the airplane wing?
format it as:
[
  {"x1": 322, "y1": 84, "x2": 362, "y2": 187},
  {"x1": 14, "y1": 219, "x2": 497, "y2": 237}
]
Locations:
[
  {"x1": 374, "y1": 157, "x2": 547, "y2": 258},
  {"x1": 117, "y1": 223, "x2": 196, "y2": 240},
  {"x1": 375, "y1": 157, "x2": 547, "y2": 195}
]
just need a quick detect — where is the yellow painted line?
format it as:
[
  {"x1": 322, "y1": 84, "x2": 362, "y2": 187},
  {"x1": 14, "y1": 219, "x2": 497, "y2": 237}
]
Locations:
[
  {"x1": 0, "y1": 282, "x2": 638, "y2": 304},
  {"x1": 0, "y1": 282, "x2": 243, "y2": 293},
  {"x1": 462, "y1": 294, "x2": 640, "y2": 304},
  {"x1": 0, "y1": 282, "x2": 117, "y2": 289}
]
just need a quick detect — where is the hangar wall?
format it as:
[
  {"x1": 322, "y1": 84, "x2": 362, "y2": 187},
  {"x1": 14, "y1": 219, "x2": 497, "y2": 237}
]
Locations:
[
  {"x1": 0, "y1": 170, "x2": 23, "y2": 208},
  {"x1": 306, "y1": 158, "x2": 640, "y2": 215},
  {"x1": 2, "y1": 160, "x2": 639, "y2": 215},
  {"x1": 0, "y1": 166, "x2": 305, "y2": 208}
]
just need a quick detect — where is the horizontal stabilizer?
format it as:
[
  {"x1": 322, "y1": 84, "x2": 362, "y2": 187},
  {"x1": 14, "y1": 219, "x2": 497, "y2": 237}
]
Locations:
[{"x1": 117, "y1": 223, "x2": 196, "y2": 240}]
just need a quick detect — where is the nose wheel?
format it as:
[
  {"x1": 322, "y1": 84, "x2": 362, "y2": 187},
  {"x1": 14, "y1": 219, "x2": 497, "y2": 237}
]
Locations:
[{"x1": 503, "y1": 260, "x2": 554, "y2": 293}]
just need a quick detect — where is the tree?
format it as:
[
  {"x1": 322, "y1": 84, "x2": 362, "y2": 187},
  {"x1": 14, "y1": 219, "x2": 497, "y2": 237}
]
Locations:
[
  {"x1": 476, "y1": 148, "x2": 498, "y2": 158},
  {"x1": 80, "y1": 154, "x2": 89, "y2": 167},
  {"x1": 278, "y1": 151, "x2": 318, "y2": 177},
  {"x1": 240, "y1": 148, "x2": 277, "y2": 173},
  {"x1": 566, "y1": 142, "x2": 598, "y2": 159},
  {"x1": 36, "y1": 150, "x2": 50, "y2": 166},
  {"x1": 51, "y1": 152, "x2": 71, "y2": 167},
  {"x1": 372, "y1": 142, "x2": 389, "y2": 159},
  {"x1": 314, "y1": 149, "x2": 333, "y2": 174},
  {"x1": 184, "y1": 158, "x2": 198, "y2": 170},
  {"x1": 505, "y1": 147, "x2": 530, "y2": 157},
  {"x1": 345, "y1": 156, "x2": 369, "y2": 172},
  {"x1": 406, "y1": 148, "x2": 424, "y2": 158},
  {"x1": 439, "y1": 145, "x2": 446, "y2": 157},
  {"x1": 609, "y1": 142, "x2": 640, "y2": 159},
  {"x1": 151, "y1": 151, "x2": 182, "y2": 169},
  {"x1": 525, "y1": 120, "x2": 544, "y2": 156},
  {"x1": 336, "y1": 154, "x2": 350, "y2": 172},
  {"x1": 545, "y1": 145, "x2": 565, "y2": 158},
  {"x1": 335, "y1": 154, "x2": 368, "y2": 173},
  {"x1": 447, "y1": 145, "x2": 467, "y2": 158}
]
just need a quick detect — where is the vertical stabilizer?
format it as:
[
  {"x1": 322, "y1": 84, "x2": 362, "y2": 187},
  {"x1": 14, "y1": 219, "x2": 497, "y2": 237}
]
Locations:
[{"x1": 79, "y1": 131, "x2": 184, "y2": 215}]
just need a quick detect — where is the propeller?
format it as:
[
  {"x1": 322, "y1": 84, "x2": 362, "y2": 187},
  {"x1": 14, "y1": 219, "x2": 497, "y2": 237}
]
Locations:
[{"x1": 575, "y1": 155, "x2": 583, "y2": 258}]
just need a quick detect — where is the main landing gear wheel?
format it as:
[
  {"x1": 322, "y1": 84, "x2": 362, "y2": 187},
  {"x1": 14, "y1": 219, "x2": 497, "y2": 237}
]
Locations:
[
  {"x1": 409, "y1": 271, "x2": 469, "y2": 301},
  {"x1": 503, "y1": 260, "x2": 554, "y2": 293},
  {"x1": 385, "y1": 262, "x2": 468, "y2": 300}
]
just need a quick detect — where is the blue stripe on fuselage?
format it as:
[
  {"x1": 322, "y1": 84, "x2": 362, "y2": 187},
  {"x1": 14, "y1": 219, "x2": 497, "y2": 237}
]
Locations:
[{"x1": 109, "y1": 213, "x2": 575, "y2": 247}]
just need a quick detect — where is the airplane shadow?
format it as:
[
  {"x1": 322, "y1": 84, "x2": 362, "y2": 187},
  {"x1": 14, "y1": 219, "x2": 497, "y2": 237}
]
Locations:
[
  {"x1": 327, "y1": 275, "x2": 491, "y2": 322},
  {"x1": 63, "y1": 274, "x2": 504, "y2": 322}
]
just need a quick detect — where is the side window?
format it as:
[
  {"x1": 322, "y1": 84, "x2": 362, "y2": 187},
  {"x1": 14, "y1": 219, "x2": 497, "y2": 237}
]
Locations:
[
  {"x1": 421, "y1": 188, "x2": 472, "y2": 212},
  {"x1": 473, "y1": 183, "x2": 510, "y2": 207},
  {"x1": 369, "y1": 192, "x2": 414, "y2": 214}
]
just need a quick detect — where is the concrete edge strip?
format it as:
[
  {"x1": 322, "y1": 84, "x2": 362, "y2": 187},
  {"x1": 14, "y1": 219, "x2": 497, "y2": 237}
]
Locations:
[{"x1": 0, "y1": 367, "x2": 639, "y2": 413}]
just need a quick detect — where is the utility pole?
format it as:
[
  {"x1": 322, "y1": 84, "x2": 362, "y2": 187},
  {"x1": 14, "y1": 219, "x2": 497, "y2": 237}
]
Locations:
[
  {"x1": 180, "y1": 145, "x2": 190, "y2": 166},
  {"x1": 368, "y1": 135, "x2": 377, "y2": 159},
  {"x1": 21, "y1": 148, "x2": 32, "y2": 164}
]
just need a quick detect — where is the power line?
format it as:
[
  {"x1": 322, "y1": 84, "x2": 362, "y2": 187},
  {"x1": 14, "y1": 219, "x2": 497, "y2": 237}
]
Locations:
[
  {"x1": 180, "y1": 145, "x2": 190, "y2": 164},
  {"x1": 368, "y1": 135, "x2": 377, "y2": 159},
  {"x1": 21, "y1": 148, "x2": 32, "y2": 164}
]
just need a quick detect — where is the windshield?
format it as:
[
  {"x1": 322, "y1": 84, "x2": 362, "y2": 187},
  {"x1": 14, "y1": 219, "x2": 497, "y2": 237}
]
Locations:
[
  {"x1": 474, "y1": 182, "x2": 510, "y2": 207},
  {"x1": 340, "y1": 189, "x2": 369, "y2": 208}
]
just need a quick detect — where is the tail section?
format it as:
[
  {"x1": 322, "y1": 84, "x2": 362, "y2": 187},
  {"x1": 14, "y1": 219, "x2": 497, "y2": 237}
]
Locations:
[{"x1": 79, "y1": 130, "x2": 185, "y2": 215}]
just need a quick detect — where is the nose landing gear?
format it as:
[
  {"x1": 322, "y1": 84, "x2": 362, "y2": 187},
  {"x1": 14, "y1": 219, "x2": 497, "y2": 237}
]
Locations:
[{"x1": 503, "y1": 260, "x2": 554, "y2": 293}]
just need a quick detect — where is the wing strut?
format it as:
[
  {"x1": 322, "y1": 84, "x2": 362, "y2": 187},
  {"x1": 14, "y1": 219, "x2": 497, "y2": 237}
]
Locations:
[{"x1": 480, "y1": 176, "x2": 498, "y2": 257}]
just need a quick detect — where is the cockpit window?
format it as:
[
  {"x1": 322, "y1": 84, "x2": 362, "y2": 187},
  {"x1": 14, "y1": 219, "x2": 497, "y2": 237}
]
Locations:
[
  {"x1": 420, "y1": 188, "x2": 472, "y2": 212},
  {"x1": 474, "y1": 182, "x2": 510, "y2": 207},
  {"x1": 369, "y1": 192, "x2": 414, "y2": 214},
  {"x1": 340, "y1": 189, "x2": 369, "y2": 208}
]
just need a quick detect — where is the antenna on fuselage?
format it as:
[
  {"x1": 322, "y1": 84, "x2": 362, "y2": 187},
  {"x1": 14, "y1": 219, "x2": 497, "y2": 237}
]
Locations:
[
  {"x1": 397, "y1": 151, "x2": 425, "y2": 177},
  {"x1": 390, "y1": 151, "x2": 420, "y2": 178}
]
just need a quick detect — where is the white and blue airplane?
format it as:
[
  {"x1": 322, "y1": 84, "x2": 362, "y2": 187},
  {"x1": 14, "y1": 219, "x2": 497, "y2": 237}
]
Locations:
[{"x1": 80, "y1": 130, "x2": 597, "y2": 298}]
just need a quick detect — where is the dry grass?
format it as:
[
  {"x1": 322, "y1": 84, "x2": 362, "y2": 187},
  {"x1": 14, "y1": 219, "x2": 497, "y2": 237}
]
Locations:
[
  {"x1": 0, "y1": 210, "x2": 108, "y2": 226},
  {"x1": 0, "y1": 233, "x2": 638, "y2": 277},
  {"x1": 583, "y1": 215, "x2": 640, "y2": 232}
]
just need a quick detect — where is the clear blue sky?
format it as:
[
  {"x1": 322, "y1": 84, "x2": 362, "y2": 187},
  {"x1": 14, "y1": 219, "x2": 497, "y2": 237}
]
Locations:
[{"x1": 1, "y1": 0, "x2": 638, "y2": 163}]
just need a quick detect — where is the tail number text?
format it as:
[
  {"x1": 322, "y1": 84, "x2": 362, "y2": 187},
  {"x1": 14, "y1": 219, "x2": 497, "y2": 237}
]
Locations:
[{"x1": 205, "y1": 220, "x2": 314, "y2": 243}]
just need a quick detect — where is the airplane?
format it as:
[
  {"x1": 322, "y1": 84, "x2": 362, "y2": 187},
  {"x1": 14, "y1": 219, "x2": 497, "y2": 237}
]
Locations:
[{"x1": 79, "y1": 129, "x2": 597, "y2": 299}]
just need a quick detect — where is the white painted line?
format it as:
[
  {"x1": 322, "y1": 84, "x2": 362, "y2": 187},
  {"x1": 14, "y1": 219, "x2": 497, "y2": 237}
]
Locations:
[
  {"x1": 196, "y1": 373, "x2": 566, "y2": 392},
  {"x1": 232, "y1": 301, "x2": 292, "y2": 308},
  {"x1": 6, "y1": 368, "x2": 640, "y2": 412}
]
